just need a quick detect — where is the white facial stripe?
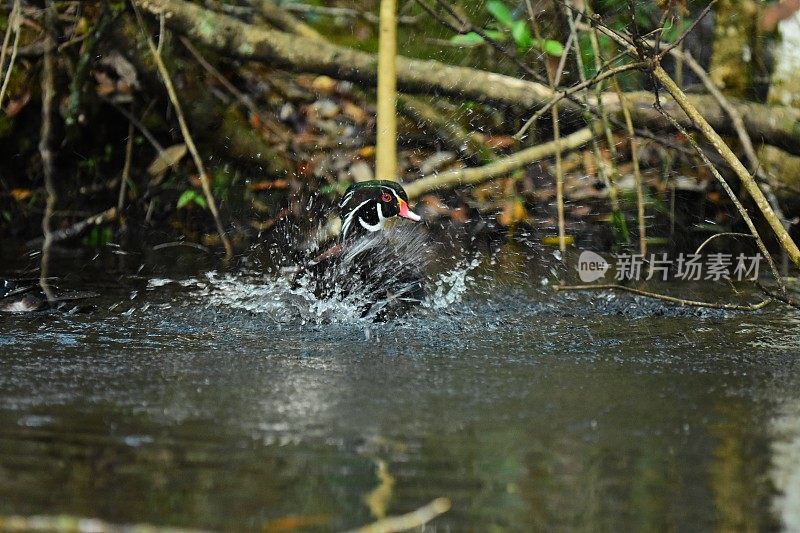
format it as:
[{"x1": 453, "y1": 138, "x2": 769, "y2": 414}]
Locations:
[
  {"x1": 340, "y1": 190, "x2": 355, "y2": 209},
  {"x1": 341, "y1": 199, "x2": 371, "y2": 239},
  {"x1": 358, "y1": 202, "x2": 385, "y2": 232}
]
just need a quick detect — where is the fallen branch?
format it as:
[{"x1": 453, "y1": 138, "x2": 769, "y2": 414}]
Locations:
[
  {"x1": 251, "y1": 0, "x2": 325, "y2": 41},
  {"x1": 404, "y1": 125, "x2": 599, "y2": 199},
  {"x1": 553, "y1": 284, "x2": 773, "y2": 311},
  {"x1": 281, "y1": 3, "x2": 419, "y2": 26},
  {"x1": 28, "y1": 207, "x2": 117, "y2": 248},
  {"x1": 131, "y1": 0, "x2": 800, "y2": 155},
  {"x1": 756, "y1": 282, "x2": 800, "y2": 309},
  {"x1": 347, "y1": 497, "x2": 451, "y2": 533}
]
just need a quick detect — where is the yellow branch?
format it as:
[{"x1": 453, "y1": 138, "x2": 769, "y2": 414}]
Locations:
[{"x1": 376, "y1": 0, "x2": 398, "y2": 181}]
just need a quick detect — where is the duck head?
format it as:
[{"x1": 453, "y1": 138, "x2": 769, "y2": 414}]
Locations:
[{"x1": 339, "y1": 180, "x2": 421, "y2": 241}]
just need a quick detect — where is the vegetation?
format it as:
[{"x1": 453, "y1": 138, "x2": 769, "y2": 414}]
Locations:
[{"x1": 2, "y1": 0, "x2": 800, "y2": 305}]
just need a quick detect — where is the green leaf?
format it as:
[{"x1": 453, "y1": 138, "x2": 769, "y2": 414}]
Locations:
[
  {"x1": 450, "y1": 32, "x2": 485, "y2": 45},
  {"x1": 192, "y1": 193, "x2": 207, "y2": 209},
  {"x1": 486, "y1": 0, "x2": 515, "y2": 28},
  {"x1": 511, "y1": 20, "x2": 533, "y2": 50},
  {"x1": 542, "y1": 39, "x2": 564, "y2": 57},
  {"x1": 177, "y1": 190, "x2": 198, "y2": 209},
  {"x1": 483, "y1": 29, "x2": 507, "y2": 42},
  {"x1": 610, "y1": 210, "x2": 630, "y2": 245}
]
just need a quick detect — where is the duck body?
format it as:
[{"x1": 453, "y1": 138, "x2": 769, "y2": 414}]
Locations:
[{"x1": 294, "y1": 180, "x2": 426, "y2": 320}]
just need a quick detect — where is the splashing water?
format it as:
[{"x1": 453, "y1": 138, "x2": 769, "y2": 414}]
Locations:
[
  {"x1": 150, "y1": 225, "x2": 483, "y2": 324},
  {"x1": 424, "y1": 257, "x2": 482, "y2": 311}
]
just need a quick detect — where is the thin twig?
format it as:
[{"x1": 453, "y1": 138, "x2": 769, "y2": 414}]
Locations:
[
  {"x1": 0, "y1": 0, "x2": 22, "y2": 109},
  {"x1": 756, "y1": 282, "x2": 800, "y2": 309},
  {"x1": 0, "y1": 0, "x2": 16, "y2": 74},
  {"x1": 553, "y1": 283, "x2": 773, "y2": 311},
  {"x1": 656, "y1": 1, "x2": 716, "y2": 60},
  {"x1": 528, "y1": 2, "x2": 566, "y2": 251},
  {"x1": 152, "y1": 241, "x2": 211, "y2": 253},
  {"x1": 563, "y1": 0, "x2": 623, "y2": 236},
  {"x1": 118, "y1": 119, "x2": 135, "y2": 213},
  {"x1": 417, "y1": 0, "x2": 550, "y2": 85},
  {"x1": 514, "y1": 61, "x2": 644, "y2": 140},
  {"x1": 39, "y1": 0, "x2": 57, "y2": 302},
  {"x1": 101, "y1": 97, "x2": 166, "y2": 155},
  {"x1": 133, "y1": 6, "x2": 234, "y2": 259},
  {"x1": 694, "y1": 232, "x2": 753, "y2": 254}
]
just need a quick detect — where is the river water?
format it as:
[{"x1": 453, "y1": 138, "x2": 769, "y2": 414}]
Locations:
[{"x1": 1, "y1": 239, "x2": 799, "y2": 531}]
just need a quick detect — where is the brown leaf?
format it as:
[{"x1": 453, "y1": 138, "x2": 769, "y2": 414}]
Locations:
[
  {"x1": 498, "y1": 197, "x2": 528, "y2": 226},
  {"x1": 248, "y1": 112, "x2": 262, "y2": 130},
  {"x1": 342, "y1": 101, "x2": 367, "y2": 124},
  {"x1": 358, "y1": 146, "x2": 376, "y2": 158},
  {"x1": 247, "y1": 179, "x2": 290, "y2": 191},
  {"x1": 147, "y1": 144, "x2": 188, "y2": 176},
  {"x1": 5, "y1": 90, "x2": 31, "y2": 117},
  {"x1": 10, "y1": 188, "x2": 32, "y2": 201},
  {"x1": 485, "y1": 135, "x2": 516, "y2": 150},
  {"x1": 263, "y1": 514, "x2": 332, "y2": 532}
]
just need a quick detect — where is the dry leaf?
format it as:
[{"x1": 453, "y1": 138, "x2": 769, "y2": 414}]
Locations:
[
  {"x1": 247, "y1": 179, "x2": 290, "y2": 191},
  {"x1": 342, "y1": 101, "x2": 367, "y2": 123},
  {"x1": 10, "y1": 188, "x2": 32, "y2": 201},
  {"x1": 147, "y1": 144, "x2": 188, "y2": 176},
  {"x1": 485, "y1": 135, "x2": 516, "y2": 150},
  {"x1": 5, "y1": 89, "x2": 31, "y2": 117},
  {"x1": 498, "y1": 197, "x2": 528, "y2": 226},
  {"x1": 248, "y1": 112, "x2": 262, "y2": 130},
  {"x1": 358, "y1": 146, "x2": 376, "y2": 158},
  {"x1": 263, "y1": 514, "x2": 331, "y2": 532}
]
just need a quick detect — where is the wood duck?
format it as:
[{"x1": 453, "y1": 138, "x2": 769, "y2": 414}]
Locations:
[{"x1": 295, "y1": 180, "x2": 426, "y2": 320}]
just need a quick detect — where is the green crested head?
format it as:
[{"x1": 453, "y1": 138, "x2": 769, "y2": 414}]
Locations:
[{"x1": 338, "y1": 180, "x2": 421, "y2": 241}]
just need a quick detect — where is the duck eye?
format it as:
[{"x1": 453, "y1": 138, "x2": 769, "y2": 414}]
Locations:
[{"x1": 380, "y1": 192, "x2": 392, "y2": 203}]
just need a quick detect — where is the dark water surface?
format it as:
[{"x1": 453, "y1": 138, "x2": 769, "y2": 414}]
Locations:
[{"x1": 1, "y1": 244, "x2": 800, "y2": 531}]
